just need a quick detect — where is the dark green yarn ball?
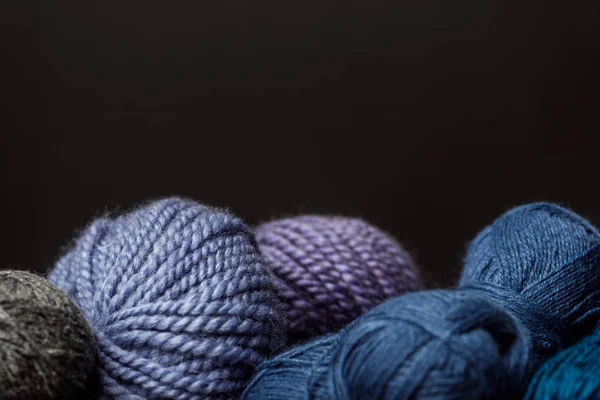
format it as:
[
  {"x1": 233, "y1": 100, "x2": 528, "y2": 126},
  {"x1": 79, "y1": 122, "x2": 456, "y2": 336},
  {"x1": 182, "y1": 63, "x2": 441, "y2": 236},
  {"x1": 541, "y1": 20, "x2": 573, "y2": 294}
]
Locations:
[{"x1": 0, "y1": 270, "x2": 96, "y2": 399}]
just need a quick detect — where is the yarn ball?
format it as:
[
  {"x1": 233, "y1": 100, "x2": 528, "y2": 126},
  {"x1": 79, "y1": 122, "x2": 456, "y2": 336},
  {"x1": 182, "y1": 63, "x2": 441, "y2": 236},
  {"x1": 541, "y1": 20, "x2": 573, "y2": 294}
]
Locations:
[
  {"x1": 255, "y1": 216, "x2": 418, "y2": 342},
  {"x1": 0, "y1": 270, "x2": 96, "y2": 400},
  {"x1": 524, "y1": 326, "x2": 600, "y2": 400},
  {"x1": 48, "y1": 198, "x2": 285, "y2": 399},
  {"x1": 243, "y1": 290, "x2": 530, "y2": 400},
  {"x1": 242, "y1": 203, "x2": 600, "y2": 399}
]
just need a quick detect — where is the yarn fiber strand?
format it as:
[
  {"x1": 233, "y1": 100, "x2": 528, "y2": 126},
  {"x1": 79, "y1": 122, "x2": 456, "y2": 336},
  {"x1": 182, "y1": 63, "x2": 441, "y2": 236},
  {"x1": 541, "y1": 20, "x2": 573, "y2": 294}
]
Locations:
[
  {"x1": 242, "y1": 203, "x2": 600, "y2": 400},
  {"x1": 255, "y1": 216, "x2": 418, "y2": 342},
  {"x1": 48, "y1": 198, "x2": 285, "y2": 399},
  {"x1": 0, "y1": 270, "x2": 96, "y2": 400}
]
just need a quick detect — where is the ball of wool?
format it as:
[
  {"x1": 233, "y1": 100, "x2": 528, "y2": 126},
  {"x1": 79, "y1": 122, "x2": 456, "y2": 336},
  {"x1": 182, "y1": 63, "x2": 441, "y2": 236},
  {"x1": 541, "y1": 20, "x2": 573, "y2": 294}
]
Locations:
[
  {"x1": 524, "y1": 327, "x2": 600, "y2": 400},
  {"x1": 243, "y1": 290, "x2": 530, "y2": 400},
  {"x1": 255, "y1": 216, "x2": 419, "y2": 342},
  {"x1": 48, "y1": 198, "x2": 285, "y2": 399},
  {"x1": 0, "y1": 270, "x2": 96, "y2": 400},
  {"x1": 242, "y1": 203, "x2": 600, "y2": 399}
]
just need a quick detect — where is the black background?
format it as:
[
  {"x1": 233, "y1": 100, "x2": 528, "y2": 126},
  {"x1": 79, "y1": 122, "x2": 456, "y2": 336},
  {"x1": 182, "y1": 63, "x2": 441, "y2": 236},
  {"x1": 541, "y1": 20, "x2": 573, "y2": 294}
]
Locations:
[{"x1": 2, "y1": 0, "x2": 599, "y2": 287}]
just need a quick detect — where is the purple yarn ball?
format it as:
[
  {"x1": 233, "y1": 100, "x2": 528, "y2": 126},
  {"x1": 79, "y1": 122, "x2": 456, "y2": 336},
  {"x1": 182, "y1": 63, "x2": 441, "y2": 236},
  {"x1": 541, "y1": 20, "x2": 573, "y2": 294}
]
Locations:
[{"x1": 255, "y1": 216, "x2": 419, "y2": 342}]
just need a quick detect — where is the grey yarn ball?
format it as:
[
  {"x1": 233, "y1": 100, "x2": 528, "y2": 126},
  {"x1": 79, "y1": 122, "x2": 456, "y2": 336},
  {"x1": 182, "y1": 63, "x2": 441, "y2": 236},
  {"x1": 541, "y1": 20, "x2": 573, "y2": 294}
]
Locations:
[{"x1": 0, "y1": 270, "x2": 96, "y2": 400}]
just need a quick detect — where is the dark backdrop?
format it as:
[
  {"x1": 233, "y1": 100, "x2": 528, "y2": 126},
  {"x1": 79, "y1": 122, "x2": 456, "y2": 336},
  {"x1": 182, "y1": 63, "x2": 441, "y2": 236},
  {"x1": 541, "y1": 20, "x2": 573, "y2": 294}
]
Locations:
[{"x1": 2, "y1": 0, "x2": 599, "y2": 287}]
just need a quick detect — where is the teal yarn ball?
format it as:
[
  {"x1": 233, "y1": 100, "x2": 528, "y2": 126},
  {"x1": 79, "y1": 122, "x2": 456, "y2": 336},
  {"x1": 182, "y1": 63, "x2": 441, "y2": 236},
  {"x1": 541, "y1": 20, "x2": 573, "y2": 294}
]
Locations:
[
  {"x1": 242, "y1": 203, "x2": 600, "y2": 400},
  {"x1": 525, "y1": 326, "x2": 600, "y2": 400}
]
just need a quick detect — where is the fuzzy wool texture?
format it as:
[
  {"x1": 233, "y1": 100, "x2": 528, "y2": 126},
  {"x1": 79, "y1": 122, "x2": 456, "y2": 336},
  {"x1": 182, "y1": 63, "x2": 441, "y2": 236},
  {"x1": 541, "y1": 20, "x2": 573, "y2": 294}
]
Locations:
[
  {"x1": 242, "y1": 203, "x2": 600, "y2": 400},
  {"x1": 0, "y1": 270, "x2": 96, "y2": 400},
  {"x1": 255, "y1": 216, "x2": 419, "y2": 343},
  {"x1": 48, "y1": 198, "x2": 285, "y2": 400}
]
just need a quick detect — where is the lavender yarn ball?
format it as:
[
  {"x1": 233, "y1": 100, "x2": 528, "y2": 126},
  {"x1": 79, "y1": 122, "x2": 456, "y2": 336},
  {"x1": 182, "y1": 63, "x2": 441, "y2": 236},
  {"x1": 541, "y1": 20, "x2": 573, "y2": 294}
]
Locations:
[
  {"x1": 255, "y1": 216, "x2": 418, "y2": 342},
  {"x1": 48, "y1": 198, "x2": 285, "y2": 399}
]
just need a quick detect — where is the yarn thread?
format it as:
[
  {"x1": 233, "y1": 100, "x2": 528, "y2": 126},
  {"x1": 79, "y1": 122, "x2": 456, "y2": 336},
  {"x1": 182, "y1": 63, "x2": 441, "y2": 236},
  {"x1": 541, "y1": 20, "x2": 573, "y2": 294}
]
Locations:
[
  {"x1": 48, "y1": 198, "x2": 285, "y2": 399},
  {"x1": 242, "y1": 203, "x2": 600, "y2": 399},
  {"x1": 255, "y1": 216, "x2": 418, "y2": 342},
  {"x1": 0, "y1": 270, "x2": 96, "y2": 400}
]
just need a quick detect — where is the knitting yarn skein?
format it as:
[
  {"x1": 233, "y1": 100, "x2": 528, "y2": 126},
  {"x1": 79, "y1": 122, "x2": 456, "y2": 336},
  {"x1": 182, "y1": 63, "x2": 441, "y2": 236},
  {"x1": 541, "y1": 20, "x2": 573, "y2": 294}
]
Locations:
[
  {"x1": 48, "y1": 198, "x2": 285, "y2": 399},
  {"x1": 0, "y1": 270, "x2": 96, "y2": 400},
  {"x1": 255, "y1": 216, "x2": 418, "y2": 343},
  {"x1": 242, "y1": 203, "x2": 600, "y2": 399}
]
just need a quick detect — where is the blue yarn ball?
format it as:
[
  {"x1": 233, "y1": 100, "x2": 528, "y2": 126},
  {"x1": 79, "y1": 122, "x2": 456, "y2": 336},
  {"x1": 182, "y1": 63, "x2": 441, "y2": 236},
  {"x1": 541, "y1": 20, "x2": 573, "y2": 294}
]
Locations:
[
  {"x1": 48, "y1": 198, "x2": 285, "y2": 399},
  {"x1": 244, "y1": 290, "x2": 530, "y2": 400},
  {"x1": 460, "y1": 203, "x2": 600, "y2": 362},
  {"x1": 524, "y1": 326, "x2": 600, "y2": 400},
  {"x1": 242, "y1": 203, "x2": 600, "y2": 399}
]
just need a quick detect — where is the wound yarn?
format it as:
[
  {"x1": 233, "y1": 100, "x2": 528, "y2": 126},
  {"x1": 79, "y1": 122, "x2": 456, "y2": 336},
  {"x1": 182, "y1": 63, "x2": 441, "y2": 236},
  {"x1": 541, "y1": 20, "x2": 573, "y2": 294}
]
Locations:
[
  {"x1": 524, "y1": 326, "x2": 600, "y2": 400},
  {"x1": 242, "y1": 203, "x2": 600, "y2": 400},
  {"x1": 243, "y1": 290, "x2": 530, "y2": 400},
  {"x1": 255, "y1": 216, "x2": 418, "y2": 343},
  {"x1": 48, "y1": 198, "x2": 285, "y2": 399},
  {"x1": 0, "y1": 270, "x2": 96, "y2": 400}
]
